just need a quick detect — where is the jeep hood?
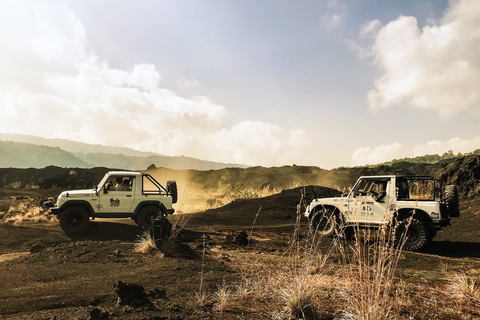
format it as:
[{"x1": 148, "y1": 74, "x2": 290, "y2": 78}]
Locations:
[
  {"x1": 304, "y1": 196, "x2": 347, "y2": 216},
  {"x1": 59, "y1": 189, "x2": 96, "y2": 198},
  {"x1": 310, "y1": 197, "x2": 347, "y2": 204}
]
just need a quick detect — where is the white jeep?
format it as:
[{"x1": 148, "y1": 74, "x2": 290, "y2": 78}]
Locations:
[
  {"x1": 45, "y1": 171, "x2": 177, "y2": 235},
  {"x1": 304, "y1": 175, "x2": 459, "y2": 251}
]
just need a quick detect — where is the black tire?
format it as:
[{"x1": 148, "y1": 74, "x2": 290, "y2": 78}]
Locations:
[
  {"x1": 167, "y1": 181, "x2": 178, "y2": 204},
  {"x1": 394, "y1": 218, "x2": 429, "y2": 251},
  {"x1": 59, "y1": 207, "x2": 89, "y2": 235},
  {"x1": 151, "y1": 218, "x2": 173, "y2": 246},
  {"x1": 136, "y1": 206, "x2": 160, "y2": 229},
  {"x1": 445, "y1": 185, "x2": 459, "y2": 217},
  {"x1": 310, "y1": 207, "x2": 336, "y2": 236}
]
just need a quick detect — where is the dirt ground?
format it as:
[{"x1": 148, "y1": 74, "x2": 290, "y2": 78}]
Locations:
[{"x1": 1, "y1": 185, "x2": 480, "y2": 319}]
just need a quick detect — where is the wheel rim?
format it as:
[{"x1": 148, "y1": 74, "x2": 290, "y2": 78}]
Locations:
[
  {"x1": 69, "y1": 214, "x2": 82, "y2": 227},
  {"x1": 71, "y1": 217, "x2": 79, "y2": 226},
  {"x1": 405, "y1": 229, "x2": 419, "y2": 244},
  {"x1": 318, "y1": 216, "x2": 333, "y2": 232},
  {"x1": 313, "y1": 210, "x2": 335, "y2": 235}
]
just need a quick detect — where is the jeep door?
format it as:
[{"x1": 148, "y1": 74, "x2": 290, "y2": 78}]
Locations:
[
  {"x1": 98, "y1": 175, "x2": 135, "y2": 214},
  {"x1": 347, "y1": 178, "x2": 392, "y2": 224}
]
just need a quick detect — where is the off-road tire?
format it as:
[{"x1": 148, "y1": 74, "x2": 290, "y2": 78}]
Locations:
[
  {"x1": 59, "y1": 207, "x2": 90, "y2": 235},
  {"x1": 167, "y1": 181, "x2": 178, "y2": 204},
  {"x1": 136, "y1": 206, "x2": 160, "y2": 229},
  {"x1": 151, "y1": 218, "x2": 173, "y2": 246},
  {"x1": 310, "y1": 207, "x2": 336, "y2": 236},
  {"x1": 445, "y1": 185, "x2": 459, "y2": 217},
  {"x1": 394, "y1": 218, "x2": 429, "y2": 251}
]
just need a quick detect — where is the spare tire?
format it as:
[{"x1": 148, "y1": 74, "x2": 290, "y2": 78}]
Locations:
[
  {"x1": 167, "y1": 181, "x2": 178, "y2": 204},
  {"x1": 445, "y1": 185, "x2": 460, "y2": 217}
]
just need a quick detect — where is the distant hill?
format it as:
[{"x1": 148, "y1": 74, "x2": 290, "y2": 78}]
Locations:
[
  {"x1": 375, "y1": 149, "x2": 480, "y2": 166},
  {"x1": 1, "y1": 155, "x2": 478, "y2": 214},
  {"x1": 0, "y1": 133, "x2": 157, "y2": 157},
  {"x1": 0, "y1": 141, "x2": 89, "y2": 168},
  {"x1": 0, "y1": 133, "x2": 247, "y2": 170}
]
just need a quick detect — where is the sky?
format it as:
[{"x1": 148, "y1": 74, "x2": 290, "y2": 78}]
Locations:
[{"x1": 0, "y1": 0, "x2": 479, "y2": 169}]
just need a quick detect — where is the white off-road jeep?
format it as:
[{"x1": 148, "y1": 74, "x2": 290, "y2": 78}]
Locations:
[
  {"x1": 45, "y1": 171, "x2": 177, "y2": 235},
  {"x1": 304, "y1": 175, "x2": 459, "y2": 251}
]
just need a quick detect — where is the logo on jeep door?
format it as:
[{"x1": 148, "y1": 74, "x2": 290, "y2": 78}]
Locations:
[{"x1": 110, "y1": 198, "x2": 120, "y2": 207}]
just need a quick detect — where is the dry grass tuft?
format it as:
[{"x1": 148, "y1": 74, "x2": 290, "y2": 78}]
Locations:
[
  {"x1": 448, "y1": 273, "x2": 480, "y2": 303},
  {"x1": 194, "y1": 289, "x2": 208, "y2": 307},
  {"x1": 133, "y1": 231, "x2": 159, "y2": 254},
  {"x1": 233, "y1": 277, "x2": 254, "y2": 301},
  {"x1": 277, "y1": 270, "x2": 324, "y2": 319},
  {"x1": 1, "y1": 199, "x2": 56, "y2": 225},
  {"x1": 213, "y1": 280, "x2": 233, "y2": 313}
]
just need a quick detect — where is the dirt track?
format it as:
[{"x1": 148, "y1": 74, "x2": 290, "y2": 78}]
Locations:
[{"x1": 1, "y1": 186, "x2": 480, "y2": 319}]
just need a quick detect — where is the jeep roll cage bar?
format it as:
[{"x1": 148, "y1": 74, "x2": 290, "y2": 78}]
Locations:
[{"x1": 142, "y1": 174, "x2": 169, "y2": 195}]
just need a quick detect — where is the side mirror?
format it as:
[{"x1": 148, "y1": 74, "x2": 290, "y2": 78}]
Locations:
[{"x1": 103, "y1": 185, "x2": 108, "y2": 194}]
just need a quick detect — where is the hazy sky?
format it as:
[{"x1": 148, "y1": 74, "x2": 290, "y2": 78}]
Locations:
[{"x1": 1, "y1": 0, "x2": 480, "y2": 168}]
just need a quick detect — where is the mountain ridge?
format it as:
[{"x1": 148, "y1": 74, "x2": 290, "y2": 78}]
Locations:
[{"x1": 0, "y1": 133, "x2": 248, "y2": 170}]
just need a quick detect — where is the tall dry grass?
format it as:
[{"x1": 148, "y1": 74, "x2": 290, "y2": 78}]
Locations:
[
  {"x1": 194, "y1": 234, "x2": 208, "y2": 306},
  {"x1": 1, "y1": 198, "x2": 56, "y2": 225},
  {"x1": 195, "y1": 193, "x2": 479, "y2": 319},
  {"x1": 215, "y1": 200, "x2": 412, "y2": 319},
  {"x1": 338, "y1": 225, "x2": 404, "y2": 320},
  {"x1": 447, "y1": 272, "x2": 480, "y2": 304}
]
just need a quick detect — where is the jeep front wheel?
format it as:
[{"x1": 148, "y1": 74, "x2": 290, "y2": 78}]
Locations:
[
  {"x1": 310, "y1": 207, "x2": 336, "y2": 236},
  {"x1": 136, "y1": 206, "x2": 159, "y2": 229},
  {"x1": 59, "y1": 207, "x2": 90, "y2": 235},
  {"x1": 394, "y1": 218, "x2": 429, "y2": 251}
]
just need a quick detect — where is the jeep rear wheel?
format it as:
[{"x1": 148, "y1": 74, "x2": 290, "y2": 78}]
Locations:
[
  {"x1": 310, "y1": 207, "x2": 336, "y2": 236},
  {"x1": 394, "y1": 218, "x2": 429, "y2": 251},
  {"x1": 59, "y1": 207, "x2": 89, "y2": 235},
  {"x1": 136, "y1": 206, "x2": 159, "y2": 229}
]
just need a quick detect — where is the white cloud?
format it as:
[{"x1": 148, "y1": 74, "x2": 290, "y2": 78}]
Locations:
[
  {"x1": 359, "y1": 20, "x2": 382, "y2": 40},
  {"x1": 352, "y1": 142, "x2": 407, "y2": 165},
  {"x1": 214, "y1": 121, "x2": 312, "y2": 165},
  {"x1": 363, "y1": 0, "x2": 480, "y2": 116},
  {"x1": 347, "y1": 19, "x2": 381, "y2": 58},
  {"x1": 322, "y1": 0, "x2": 347, "y2": 29},
  {"x1": 0, "y1": 0, "x2": 311, "y2": 167},
  {"x1": 352, "y1": 137, "x2": 480, "y2": 165}
]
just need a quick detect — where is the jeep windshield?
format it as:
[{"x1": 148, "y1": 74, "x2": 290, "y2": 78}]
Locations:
[{"x1": 97, "y1": 174, "x2": 109, "y2": 191}]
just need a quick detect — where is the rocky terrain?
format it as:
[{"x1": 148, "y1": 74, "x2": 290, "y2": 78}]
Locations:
[{"x1": 0, "y1": 156, "x2": 479, "y2": 319}]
